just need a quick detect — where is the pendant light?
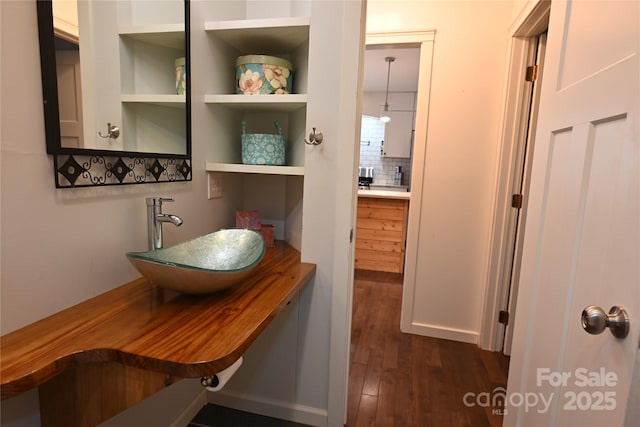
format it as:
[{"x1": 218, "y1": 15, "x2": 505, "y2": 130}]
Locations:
[{"x1": 380, "y1": 56, "x2": 395, "y2": 123}]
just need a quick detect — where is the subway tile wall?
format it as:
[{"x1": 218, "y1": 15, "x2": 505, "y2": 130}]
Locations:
[{"x1": 360, "y1": 116, "x2": 412, "y2": 187}]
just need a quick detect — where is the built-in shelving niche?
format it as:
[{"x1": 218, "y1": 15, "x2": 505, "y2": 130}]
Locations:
[
  {"x1": 119, "y1": 25, "x2": 187, "y2": 154},
  {"x1": 202, "y1": 17, "x2": 310, "y2": 251}
]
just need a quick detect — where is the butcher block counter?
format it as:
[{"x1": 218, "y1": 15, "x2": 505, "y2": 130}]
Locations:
[
  {"x1": 0, "y1": 241, "x2": 315, "y2": 427},
  {"x1": 356, "y1": 189, "x2": 410, "y2": 273}
]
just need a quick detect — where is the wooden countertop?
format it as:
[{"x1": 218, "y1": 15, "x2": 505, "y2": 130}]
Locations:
[
  {"x1": 0, "y1": 242, "x2": 315, "y2": 401},
  {"x1": 357, "y1": 189, "x2": 411, "y2": 200}
]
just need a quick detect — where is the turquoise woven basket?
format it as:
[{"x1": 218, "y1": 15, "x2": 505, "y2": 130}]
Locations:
[{"x1": 241, "y1": 120, "x2": 286, "y2": 166}]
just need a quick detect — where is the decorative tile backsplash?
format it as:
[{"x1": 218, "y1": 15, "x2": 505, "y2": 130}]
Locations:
[{"x1": 360, "y1": 116, "x2": 412, "y2": 187}]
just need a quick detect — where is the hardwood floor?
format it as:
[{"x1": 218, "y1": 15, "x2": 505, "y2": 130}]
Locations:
[{"x1": 348, "y1": 270, "x2": 510, "y2": 427}]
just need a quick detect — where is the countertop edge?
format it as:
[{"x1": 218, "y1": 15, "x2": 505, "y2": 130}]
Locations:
[
  {"x1": 1, "y1": 244, "x2": 315, "y2": 400},
  {"x1": 358, "y1": 189, "x2": 411, "y2": 200}
]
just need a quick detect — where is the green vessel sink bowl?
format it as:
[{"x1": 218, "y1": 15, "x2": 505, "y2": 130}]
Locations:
[{"x1": 127, "y1": 229, "x2": 266, "y2": 294}]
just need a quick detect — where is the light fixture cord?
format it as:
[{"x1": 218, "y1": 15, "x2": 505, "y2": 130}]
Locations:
[{"x1": 383, "y1": 57, "x2": 395, "y2": 111}]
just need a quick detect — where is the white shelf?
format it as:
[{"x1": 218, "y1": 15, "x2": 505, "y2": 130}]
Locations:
[
  {"x1": 205, "y1": 163, "x2": 304, "y2": 176},
  {"x1": 204, "y1": 94, "x2": 307, "y2": 112},
  {"x1": 119, "y1": 24, "x2": 185, "y2": 50},
  {"x1": 204, "y1": 17, "x2": 310, "y2": 52},
  {"x1": 204, "y1": 17, "x2": 308, "y2": 185},
  {"x1": 122, "y1": 94, "x2": 186, "y2": 109}
]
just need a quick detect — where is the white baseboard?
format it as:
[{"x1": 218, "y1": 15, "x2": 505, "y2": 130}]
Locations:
[
  {"x1": 207, "y1": 390, "x2": 328, "y2": 427},
  {"x1": 401, "y1": 322, "x2": 479, "y2": 344},
  {"x1": 171, "y1": 389, "x2": 207, "y2": 427}
]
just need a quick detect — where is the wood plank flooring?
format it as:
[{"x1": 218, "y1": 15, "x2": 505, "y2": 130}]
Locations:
[{"x1": 348, "y1": 270, "x2": 510, "y2": 427}]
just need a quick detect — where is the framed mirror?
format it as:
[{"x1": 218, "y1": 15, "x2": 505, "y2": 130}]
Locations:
[{"x1": 36, "y1": 0, "x2": 191, "y2": 188}]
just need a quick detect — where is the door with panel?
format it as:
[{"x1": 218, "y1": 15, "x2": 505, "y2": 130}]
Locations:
[
  {"x1": 505, "y1": 1, "x2": 639, "y2": 425},
  {"x1": 56, "y1": 50, "x2": 84, "y2": 148}
]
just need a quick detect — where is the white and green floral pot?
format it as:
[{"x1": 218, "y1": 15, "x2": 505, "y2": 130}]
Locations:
[
  {"x1": 241, "y1": 120, "x2": 286, "y2": 165},
  {"x1": 236, "y1": 55, "x2": 293, "y2": 95}
]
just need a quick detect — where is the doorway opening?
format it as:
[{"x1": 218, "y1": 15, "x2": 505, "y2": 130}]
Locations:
[
  {"x1": 355, "y1": 44, "x2": 419, "y2": 274},
  {"x1": 358, "y1": 45, "x2": 419, "y2": 192},
  {"x1": 348, "y1": 29, "x2": 437, "y2": 424},
  {"x1": 501, "y1": 32, "x2": 547, "y2": 355},
  {"x1": 345, "y1": 1, "x2": 553, "y2": 424}
]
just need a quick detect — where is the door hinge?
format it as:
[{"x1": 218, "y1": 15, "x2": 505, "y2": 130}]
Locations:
[
  {"x1": 349, "y1": 228, "x2": 354, "y2": 243},
  {"x1": 499, "y1": 310, "x2": 509, "y2": 325},
  {"x1": 511, "y1": 193, "x2": 524, "y2": 209},
  {"x1": 526, "y1": 65, "x2": 538, "y2": 82}
]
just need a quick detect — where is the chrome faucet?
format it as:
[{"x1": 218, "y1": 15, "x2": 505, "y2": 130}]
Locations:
[{"x1": 147, "y1": 197, "x2": 183, "y2": 250}]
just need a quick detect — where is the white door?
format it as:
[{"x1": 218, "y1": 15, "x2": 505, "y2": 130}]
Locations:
[
  {"x1": 77, "y1": 0, "x2": 123, "y2": 151},
  {"x1": 505, "y1": 1, "x2": 639, "y2": 426},
  {"x1": 56, "y1": 50, "x2": 84, "y2": 148}
]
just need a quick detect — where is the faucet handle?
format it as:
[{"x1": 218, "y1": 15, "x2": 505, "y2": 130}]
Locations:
[{"x1": 146, "y1": 197, "x2": 175, "y2": 206}]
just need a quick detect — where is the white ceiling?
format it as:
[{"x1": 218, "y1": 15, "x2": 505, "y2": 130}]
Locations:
[{"x1": 363, "y1": 46, "x2": 420, "y2": 92}]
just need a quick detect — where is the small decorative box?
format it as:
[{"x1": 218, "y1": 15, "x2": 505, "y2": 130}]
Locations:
[
  {"x1": 260, "y1": 224, "x2": 275, "y2": 247},
  {"x1": 175, "y1": 57, "x2": 186, "y2": 95},
  {"x1": 235, "y1": 210, "x2": 262, "y2": 230},
  {"x1": 236, "y1": 54, "x2": 293, "y2": 95}
]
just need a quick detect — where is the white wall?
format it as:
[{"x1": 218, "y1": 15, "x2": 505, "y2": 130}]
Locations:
[
  {"x1": 367, "y1": 1, "x2": 513, "y2": 342},
  {"x1": 0, "y1": 2, "x2": 238, "y2": 425}
]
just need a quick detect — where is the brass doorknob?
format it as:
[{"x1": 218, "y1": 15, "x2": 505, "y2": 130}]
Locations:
[{"x1": 581, "y1": 305, "x2": 629, "y2": 339}]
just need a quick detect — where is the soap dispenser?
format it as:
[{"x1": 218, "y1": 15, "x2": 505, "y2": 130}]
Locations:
[{"x1": 394, "y1": 166, "x2": 403, "y2": 186}]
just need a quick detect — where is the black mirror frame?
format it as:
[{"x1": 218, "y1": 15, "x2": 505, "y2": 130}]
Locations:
[{"x1": 36, "y1": 0, "x2": 192, "y2": 188}]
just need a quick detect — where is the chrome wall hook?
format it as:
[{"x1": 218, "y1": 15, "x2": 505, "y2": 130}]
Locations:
[
  {"x1": 98, "y1": 123, "x2": 120, "y2": 139},
  {"x1": 304, "y1": 127, "x2": 323, "y2": 145}
]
